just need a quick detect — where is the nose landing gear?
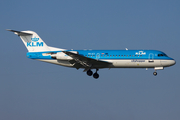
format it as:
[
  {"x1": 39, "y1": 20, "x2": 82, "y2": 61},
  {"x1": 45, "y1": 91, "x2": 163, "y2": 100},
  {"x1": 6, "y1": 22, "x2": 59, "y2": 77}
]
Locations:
[
  {"x1": 153, "y1": 67, "x2": 164, "y2": 76},
  {"x1": 153, "y1": 71, "x2": 157, "y2": 76}
]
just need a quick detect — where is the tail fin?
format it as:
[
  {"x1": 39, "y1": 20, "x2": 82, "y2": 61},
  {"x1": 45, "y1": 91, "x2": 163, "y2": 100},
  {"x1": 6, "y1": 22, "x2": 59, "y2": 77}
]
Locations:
[{"x1": 7, "y1": 29, "x2": 50, "y2": 52}]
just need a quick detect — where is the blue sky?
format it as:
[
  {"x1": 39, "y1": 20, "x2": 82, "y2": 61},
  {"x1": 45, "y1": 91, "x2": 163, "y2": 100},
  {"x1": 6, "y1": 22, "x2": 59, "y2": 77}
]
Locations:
[{"x1": 0, "y1": 0, "x2": 180, "y2": 120}]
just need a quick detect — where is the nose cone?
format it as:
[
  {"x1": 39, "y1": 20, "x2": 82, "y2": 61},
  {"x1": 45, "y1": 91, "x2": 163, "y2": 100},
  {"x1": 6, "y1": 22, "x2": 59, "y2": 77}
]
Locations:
[
  {"x1": 161, "y1": 59, "x2": 176, "y2": 67},
  {"x1": 171, "y1": 59, "x2": 176, "y2": 66}
]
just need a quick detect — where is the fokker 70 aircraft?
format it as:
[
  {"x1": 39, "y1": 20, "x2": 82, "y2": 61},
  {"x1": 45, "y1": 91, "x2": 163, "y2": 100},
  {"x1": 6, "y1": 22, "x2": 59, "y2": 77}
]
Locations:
[{"x1": 7, "y1": 29, "x2": 176, "y2": 79}]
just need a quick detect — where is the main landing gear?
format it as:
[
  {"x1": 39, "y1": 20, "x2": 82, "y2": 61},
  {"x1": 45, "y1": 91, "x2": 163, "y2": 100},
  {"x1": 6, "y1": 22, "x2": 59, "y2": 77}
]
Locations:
[{"x1": 86, "y1": 69, "x2": 99, "y2": 79}]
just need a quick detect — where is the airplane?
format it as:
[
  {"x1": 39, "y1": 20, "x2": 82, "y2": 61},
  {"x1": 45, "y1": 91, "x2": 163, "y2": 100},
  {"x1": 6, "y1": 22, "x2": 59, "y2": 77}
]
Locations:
[{"x1": 7, "y1": 29, "x2": 176, "y2": 79}]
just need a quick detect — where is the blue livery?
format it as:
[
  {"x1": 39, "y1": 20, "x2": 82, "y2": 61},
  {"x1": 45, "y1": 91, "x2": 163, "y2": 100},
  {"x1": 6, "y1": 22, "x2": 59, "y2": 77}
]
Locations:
[{"x1": 7, "y1": 29, "x2": 176, "y2": 79}]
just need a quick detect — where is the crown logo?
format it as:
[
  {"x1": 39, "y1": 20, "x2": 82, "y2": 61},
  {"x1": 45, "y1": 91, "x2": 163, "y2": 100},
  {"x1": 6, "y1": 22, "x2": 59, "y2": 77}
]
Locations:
[
  {"x1": 135, "y1": 51, "x2": 146, "y2": 55},
  {"x1": 31, "y1": 37, "x2": 39, "y2": 42}
]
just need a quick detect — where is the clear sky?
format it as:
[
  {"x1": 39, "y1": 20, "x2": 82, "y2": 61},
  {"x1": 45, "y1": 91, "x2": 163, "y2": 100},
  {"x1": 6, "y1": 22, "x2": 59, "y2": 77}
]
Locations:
[{"x1": 0, "y1": 0, "x2": 180, "y2": 120}]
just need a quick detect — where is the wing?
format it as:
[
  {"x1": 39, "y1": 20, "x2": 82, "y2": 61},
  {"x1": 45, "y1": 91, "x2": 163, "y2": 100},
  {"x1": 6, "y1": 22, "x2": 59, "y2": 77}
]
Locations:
[{"x1": 63, "y1": 51, "x2": 112, "y2": 70}]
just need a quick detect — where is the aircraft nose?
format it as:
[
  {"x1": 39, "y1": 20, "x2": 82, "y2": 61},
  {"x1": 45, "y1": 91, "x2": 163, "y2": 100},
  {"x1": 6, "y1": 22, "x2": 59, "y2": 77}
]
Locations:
[
  {"x1": 168, "y1": 59, "x2": 176, "y2": 66},
  {"x1": 161, "y1": 59, "x2": 176, "y2": 66},
  {"x1": 171, "y1": 59, "x2": 176, "y2": 66}
]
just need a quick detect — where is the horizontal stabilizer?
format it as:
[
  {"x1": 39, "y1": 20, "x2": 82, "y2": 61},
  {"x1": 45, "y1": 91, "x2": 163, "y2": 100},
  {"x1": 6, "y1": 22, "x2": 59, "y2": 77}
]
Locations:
[{"x1": 6, "y1": 29, "x2": 32, "y2": 36}]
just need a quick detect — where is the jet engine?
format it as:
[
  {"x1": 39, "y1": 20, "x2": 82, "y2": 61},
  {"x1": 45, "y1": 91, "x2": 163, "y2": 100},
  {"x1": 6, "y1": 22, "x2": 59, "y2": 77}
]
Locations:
[{"x1": 51, "y1": 51, "x2": 77, "y2": 60}]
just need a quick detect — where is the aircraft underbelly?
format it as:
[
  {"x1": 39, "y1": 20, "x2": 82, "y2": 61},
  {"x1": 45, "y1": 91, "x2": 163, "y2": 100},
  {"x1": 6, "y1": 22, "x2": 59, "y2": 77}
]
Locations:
[
  {"x1": 36, "y1": 59, "x2": 73, "y2": 67},
  {"x1": 106, "y1": 59, "x2": 162, "y2": 68},
  {"x1": 37, "y1": 59, "x2": 162, "y2": 69}
]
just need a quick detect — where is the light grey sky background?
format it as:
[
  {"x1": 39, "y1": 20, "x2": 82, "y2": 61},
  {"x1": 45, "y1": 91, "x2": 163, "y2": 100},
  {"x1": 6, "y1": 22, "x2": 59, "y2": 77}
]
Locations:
[{"x1": 0, "y1": 0, "x2": 180, "y2": 120}]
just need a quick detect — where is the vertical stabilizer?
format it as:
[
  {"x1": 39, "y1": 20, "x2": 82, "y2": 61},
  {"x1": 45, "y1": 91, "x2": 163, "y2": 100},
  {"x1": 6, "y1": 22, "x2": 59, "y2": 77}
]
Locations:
[{"x1": 7, "y1": 29, "x2": 50, "y2": 52}]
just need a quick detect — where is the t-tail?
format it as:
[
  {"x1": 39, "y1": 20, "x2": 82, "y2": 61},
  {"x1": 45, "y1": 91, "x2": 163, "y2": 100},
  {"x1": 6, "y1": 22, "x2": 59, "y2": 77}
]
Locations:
[{"x1": 7, "y1": 29, "x2": 63, "y2": 52}]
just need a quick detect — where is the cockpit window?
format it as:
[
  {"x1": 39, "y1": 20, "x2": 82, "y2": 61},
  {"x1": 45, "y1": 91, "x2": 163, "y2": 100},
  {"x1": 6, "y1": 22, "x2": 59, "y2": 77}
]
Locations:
[{"x1": 158, "y1": 54, "x2": 168, "y2": 57}]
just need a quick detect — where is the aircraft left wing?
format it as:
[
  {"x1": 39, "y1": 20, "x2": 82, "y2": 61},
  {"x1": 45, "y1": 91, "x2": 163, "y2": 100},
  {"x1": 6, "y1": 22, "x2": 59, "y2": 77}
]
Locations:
[{"x1": 63, "y1": 51, "x2": 112, "y2": 70}]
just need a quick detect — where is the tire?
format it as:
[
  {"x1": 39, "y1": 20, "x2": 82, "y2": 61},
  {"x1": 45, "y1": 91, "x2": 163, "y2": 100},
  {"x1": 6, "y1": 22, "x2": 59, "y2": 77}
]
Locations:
[
  {"x1": 93, "y1": 73, "x2": 99, "y2": 79},
  {"x1": 87, "y1": 70, "x2": 93, "y2": 76},
  {"x1": 153, "y1": 72, "x2": 157, "y2": 76}
]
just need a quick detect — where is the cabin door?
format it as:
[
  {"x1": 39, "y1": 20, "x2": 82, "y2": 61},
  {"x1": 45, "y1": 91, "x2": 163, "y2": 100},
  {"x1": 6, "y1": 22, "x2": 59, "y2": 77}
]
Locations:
[
  {"x1": 96, "y1": 53, "x2": 100, "y2": 59},
  {"x1": 148, "y1": 53, "x2": 154, "y2": 62}
]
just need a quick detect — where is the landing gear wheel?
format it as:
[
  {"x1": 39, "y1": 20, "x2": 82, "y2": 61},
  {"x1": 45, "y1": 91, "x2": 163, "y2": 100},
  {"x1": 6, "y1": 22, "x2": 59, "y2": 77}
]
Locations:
[
  {"x1": 87, "y1": 70, "x2": 93, "y2": 76},
  {"x1": 153, "y1": 72, "x2": 157, "y2": 76},
  {"x1": 93, "y1": 73, "x2": 99, "y2": 79}
]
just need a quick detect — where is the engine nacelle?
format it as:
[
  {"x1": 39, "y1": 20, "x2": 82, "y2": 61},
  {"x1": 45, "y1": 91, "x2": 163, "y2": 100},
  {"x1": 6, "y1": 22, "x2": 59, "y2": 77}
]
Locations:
[{"x1": 51, "y1": 51, "x2": 77, "y2": 60}]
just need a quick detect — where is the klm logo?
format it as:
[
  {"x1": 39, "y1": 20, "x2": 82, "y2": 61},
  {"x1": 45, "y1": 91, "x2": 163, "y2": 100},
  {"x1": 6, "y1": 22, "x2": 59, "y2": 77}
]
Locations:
[
  {"x1": 27, "y1": 37, "x2": 43, "y2": 47},
  {"x1": 31, "y1": 37, "x2": 39, "y2": 42},
  {"x1": 136, "y1": 51, "x2": 146, "y2": 55},
  {"x1": 27, "y1": 42, "x2": 43, "y2": 47}
]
